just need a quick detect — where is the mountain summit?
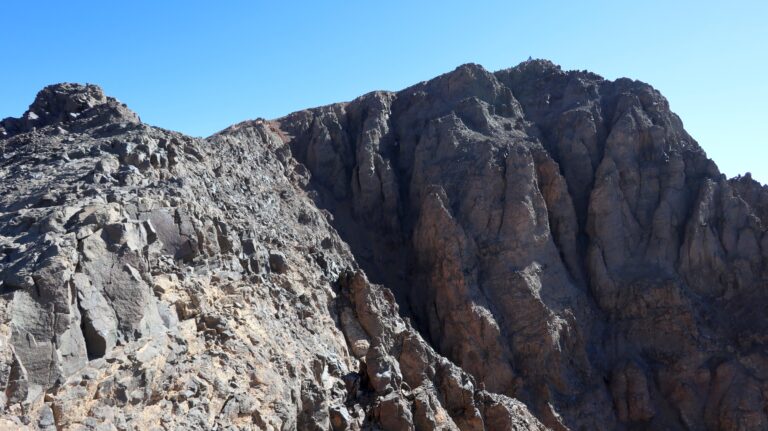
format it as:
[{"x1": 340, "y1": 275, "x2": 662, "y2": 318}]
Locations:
[
  {"x1": 0, "y1": 83, "x2": 139, "y2": 138},
  {"x1": 1, "y1": 61, "x2": 766, "y2": 430}
]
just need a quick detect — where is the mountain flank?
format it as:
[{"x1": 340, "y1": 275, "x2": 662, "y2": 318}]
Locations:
[{"x1": 1, "y1": 60, "x2": 767, "y2": 430}]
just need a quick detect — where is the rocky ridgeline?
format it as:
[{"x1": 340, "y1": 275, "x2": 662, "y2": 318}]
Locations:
[
  {"x1": 0, "y1": 61, "x2": 767, "y2": 430},
  {"x1": 0, "y1": 81, "x2": 543, "y2": 430}
]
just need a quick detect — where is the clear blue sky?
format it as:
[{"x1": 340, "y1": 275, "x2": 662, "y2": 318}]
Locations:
[{"x1": 2, "y1": 1, "x2": 766, "y2": 182}]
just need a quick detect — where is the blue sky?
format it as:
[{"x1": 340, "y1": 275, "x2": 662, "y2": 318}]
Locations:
[{"x1": 2, "y1": 1, "x2": 767, "y2": 182}]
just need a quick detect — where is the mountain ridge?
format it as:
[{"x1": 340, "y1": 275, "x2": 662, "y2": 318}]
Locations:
[{"x1": 1, "y1": 60, "x2": 767, "y2": 430}]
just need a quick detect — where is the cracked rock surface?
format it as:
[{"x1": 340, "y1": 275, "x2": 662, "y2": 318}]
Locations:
[
  {"x1": 1, "y1": 60, "x2": 767, "y2": 430},
  {"x1": 0, "y1": 81, "x2": 543, "y2": 430}
]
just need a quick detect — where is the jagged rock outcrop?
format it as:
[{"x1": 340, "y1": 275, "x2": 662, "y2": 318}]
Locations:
[
  {"x1": 226, "y1": 60, "x2": 768, "y2": 430},
  {"x1": 0, "y1": 83, "x2": 544, "y2": 430},
  {"x1": 0, "y1": 83, "x2": 139, "y2": 139},
  {"x1": 2, "y1": 58, "x2": 768, "y2": 430}
]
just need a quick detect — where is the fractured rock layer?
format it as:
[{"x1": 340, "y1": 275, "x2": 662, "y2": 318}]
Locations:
[
  {"x1": 230, "y1": 60, "x2": 767, "y2": 430},
  {"x1": 2, "y1": 60, "x2": 768, "y2": 430},
  {"x1": 0, "y1": 82, "x2": 542, "y2": 430}
]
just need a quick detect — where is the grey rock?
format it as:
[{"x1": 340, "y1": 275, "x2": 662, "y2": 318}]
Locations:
[
  {"x1": 2, "y1": 61, "x2": 764, "y2": 431},
  {"x1": 267, "y1": 60, "x2": 768, "y2": 430},
  {"x1": 37, "y1": 404, "x2": 55, "y2": 430},
  {"x1": 74, "y1": 273, "x2": 118, "y2": 359}
]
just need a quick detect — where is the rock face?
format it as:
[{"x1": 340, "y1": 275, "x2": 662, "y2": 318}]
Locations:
[
  {"x1": 0, "y1": 83, "x2": 543, "y2": 430},
  {"x1": 0, "y1": 60, "x2": 766, "y2": 430},
  {"x1": 256, "y1": 60, "x2": 765, "y2": 431}
]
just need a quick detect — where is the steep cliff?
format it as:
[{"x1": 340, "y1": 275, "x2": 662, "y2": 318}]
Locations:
[
  {"x1": 1, "y1": 60, "x2": 767, "y2": 430},
  {"x1": 251, "y1": 60, "x2": 765, "y2": 430}
]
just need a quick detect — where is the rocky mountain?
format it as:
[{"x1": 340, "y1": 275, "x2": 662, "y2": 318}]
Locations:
[{"x1": 0, "y1": 61, "x2": 766, "y2": 430}]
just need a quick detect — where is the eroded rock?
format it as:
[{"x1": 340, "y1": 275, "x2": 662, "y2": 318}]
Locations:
[{"x1": 1, "y1": 62, "x2": 765, "y2": 431}]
